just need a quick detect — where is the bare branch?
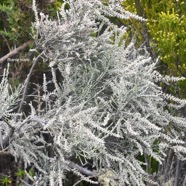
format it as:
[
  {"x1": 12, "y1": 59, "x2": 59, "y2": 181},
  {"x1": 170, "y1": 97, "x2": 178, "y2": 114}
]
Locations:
[
  {"x1": 174, "y1": 158, "x2": 181, "y2": 186},
  {"x1": 68, "y1": 161, "x2": 96, "y2": 177},
  {"x1": 0, "y1": 41, "x2": 32, "y2": 64},
  {"x1": 0, "y1": 34, "x2": 11, "y2": 51},
  {"x1": 164, "y1": 149, "x2": 174, "y2": 182},
  {"x1": 17, "y1": 52, "x2": 43, "y2": 114}
]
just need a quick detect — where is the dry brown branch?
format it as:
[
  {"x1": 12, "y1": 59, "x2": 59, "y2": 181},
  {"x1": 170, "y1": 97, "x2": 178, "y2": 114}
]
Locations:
[{"x1": 0, "y1": 40, "x2": 32, "y2": 64}]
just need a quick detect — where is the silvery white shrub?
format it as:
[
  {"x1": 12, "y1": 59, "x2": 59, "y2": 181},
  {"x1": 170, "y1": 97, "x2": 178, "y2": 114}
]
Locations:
[{"x1": 0, "y1": 0, "x2": 186, "y2": 185}]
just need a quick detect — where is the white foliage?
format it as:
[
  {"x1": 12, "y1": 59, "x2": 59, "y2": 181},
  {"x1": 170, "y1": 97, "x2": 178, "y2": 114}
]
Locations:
[{"x1": 0, "y1": 65, "x2": 22, "y2": 118}]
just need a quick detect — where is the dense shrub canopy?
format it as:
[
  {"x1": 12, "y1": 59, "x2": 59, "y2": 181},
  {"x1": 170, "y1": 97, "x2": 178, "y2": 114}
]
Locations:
[{"x1": 0, "y1": 0, "x2": 186, "y2": 185}]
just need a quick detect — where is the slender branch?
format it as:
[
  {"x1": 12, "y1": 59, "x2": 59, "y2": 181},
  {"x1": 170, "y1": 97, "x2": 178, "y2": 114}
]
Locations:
[
  {"x1": 2, "y1": 117, "x2": 14, "y2": 130},
  {"x1": 17, "y1": 52, "x2": 43, "y2": 114},
  {"x1": 183, "y1": 175, "x2": 186, "y2": 186},
  {"x1": 175, "y1": 56, "x2": 186, "y2": 77},
  {"x1": 73, "y1": 179, "x2": 83, "y2": 186},
  {"x1": 1, "y1": 34, "x2": 11, "y2": 51},
  {"x1": 174, "y1": 158, "x2": 181, "y2": 186},
  {"x1": 0, "y1": 41, "x2": 32, "y2": 64},
  {"x1": 19, "y1": 179, "x2": 32, "y2": 186},
  {"x1": 144, "y1": 153, "x2": 150, "y2": 174},
  {"x1": 164, "y1": 149, "x2": 174, "y2": 182},
  {"x1": 0, "y1": 151, "x2": 12, "y2": 155},
  {"x1": 68, "y1": 161, "x2": 96, "y2": 177},
  {"x1": 134, "y1": 0, "x2": 155, "y2": 59}
]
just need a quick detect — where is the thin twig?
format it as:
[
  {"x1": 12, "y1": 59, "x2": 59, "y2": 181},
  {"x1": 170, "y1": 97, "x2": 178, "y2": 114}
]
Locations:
[
  {"x1": 17, "y1": 52, "x2": 43, "y2": 114},
  {"x1": 19, "y1": 179, "x2": 32, "y2": 186},
  {"x1": 2, "y1": 117, "x2": 14, "y2": 130},
  {"x1": 68, "y1": 161, "x2": 96, "y2": 177},
  {"x1": 1, "y1": 34, "x2": 11, "y2": 51},
  {"x1": 144, "y1": 153, "x2": 150, "y2": 174},
  {"x1": 0, "y1": 41, "x2": 32, "y2": 64},
  {"x1": 164, "y1": 149, "x2": 174, "y2": 182},
  {"x1": 183, "y1": 175, "x2": 186, "y2": 186},
  {"x1": 175, "y1": 56, "x2": 186, "y2": 78},
  {"x1": 174, "y1": 158, "x2": 181, "y2": 186},
  {"x1": 73, "y1": 179, "x2": 83, "y2": 186}
]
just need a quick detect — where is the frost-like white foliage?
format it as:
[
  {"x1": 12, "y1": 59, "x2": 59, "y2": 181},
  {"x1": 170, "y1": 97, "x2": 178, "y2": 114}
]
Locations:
[
  {"x1": 0, "y1": 65, "x2": 21, "y2": 118},
  {"x1": 1, "y1": 0, "x2": 186, "y2": 186},
  {"x1": 34, "y1": 0, "x2": 145, "y2": 69},
  {"x1": 32, "y1": 0, "x2": 39, "y2": 27},
  {"x1": 152, "y1": 70, "x2": 185, "y2": 84},
  {"x1": 0, "y1": 65, "x2": 22, "y2": 149}
]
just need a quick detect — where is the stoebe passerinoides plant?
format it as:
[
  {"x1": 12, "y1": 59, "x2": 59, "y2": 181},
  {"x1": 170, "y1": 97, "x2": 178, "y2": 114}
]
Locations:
[
  {"x1": 0, "y1": 65, "x2": 22, "y2": 149},
  {"x1": 0, "y1": 65, "x2": 21, "y2": 118},
  {"x1": 1, "y1": 0, "x2": 186, "y2": 185}
]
